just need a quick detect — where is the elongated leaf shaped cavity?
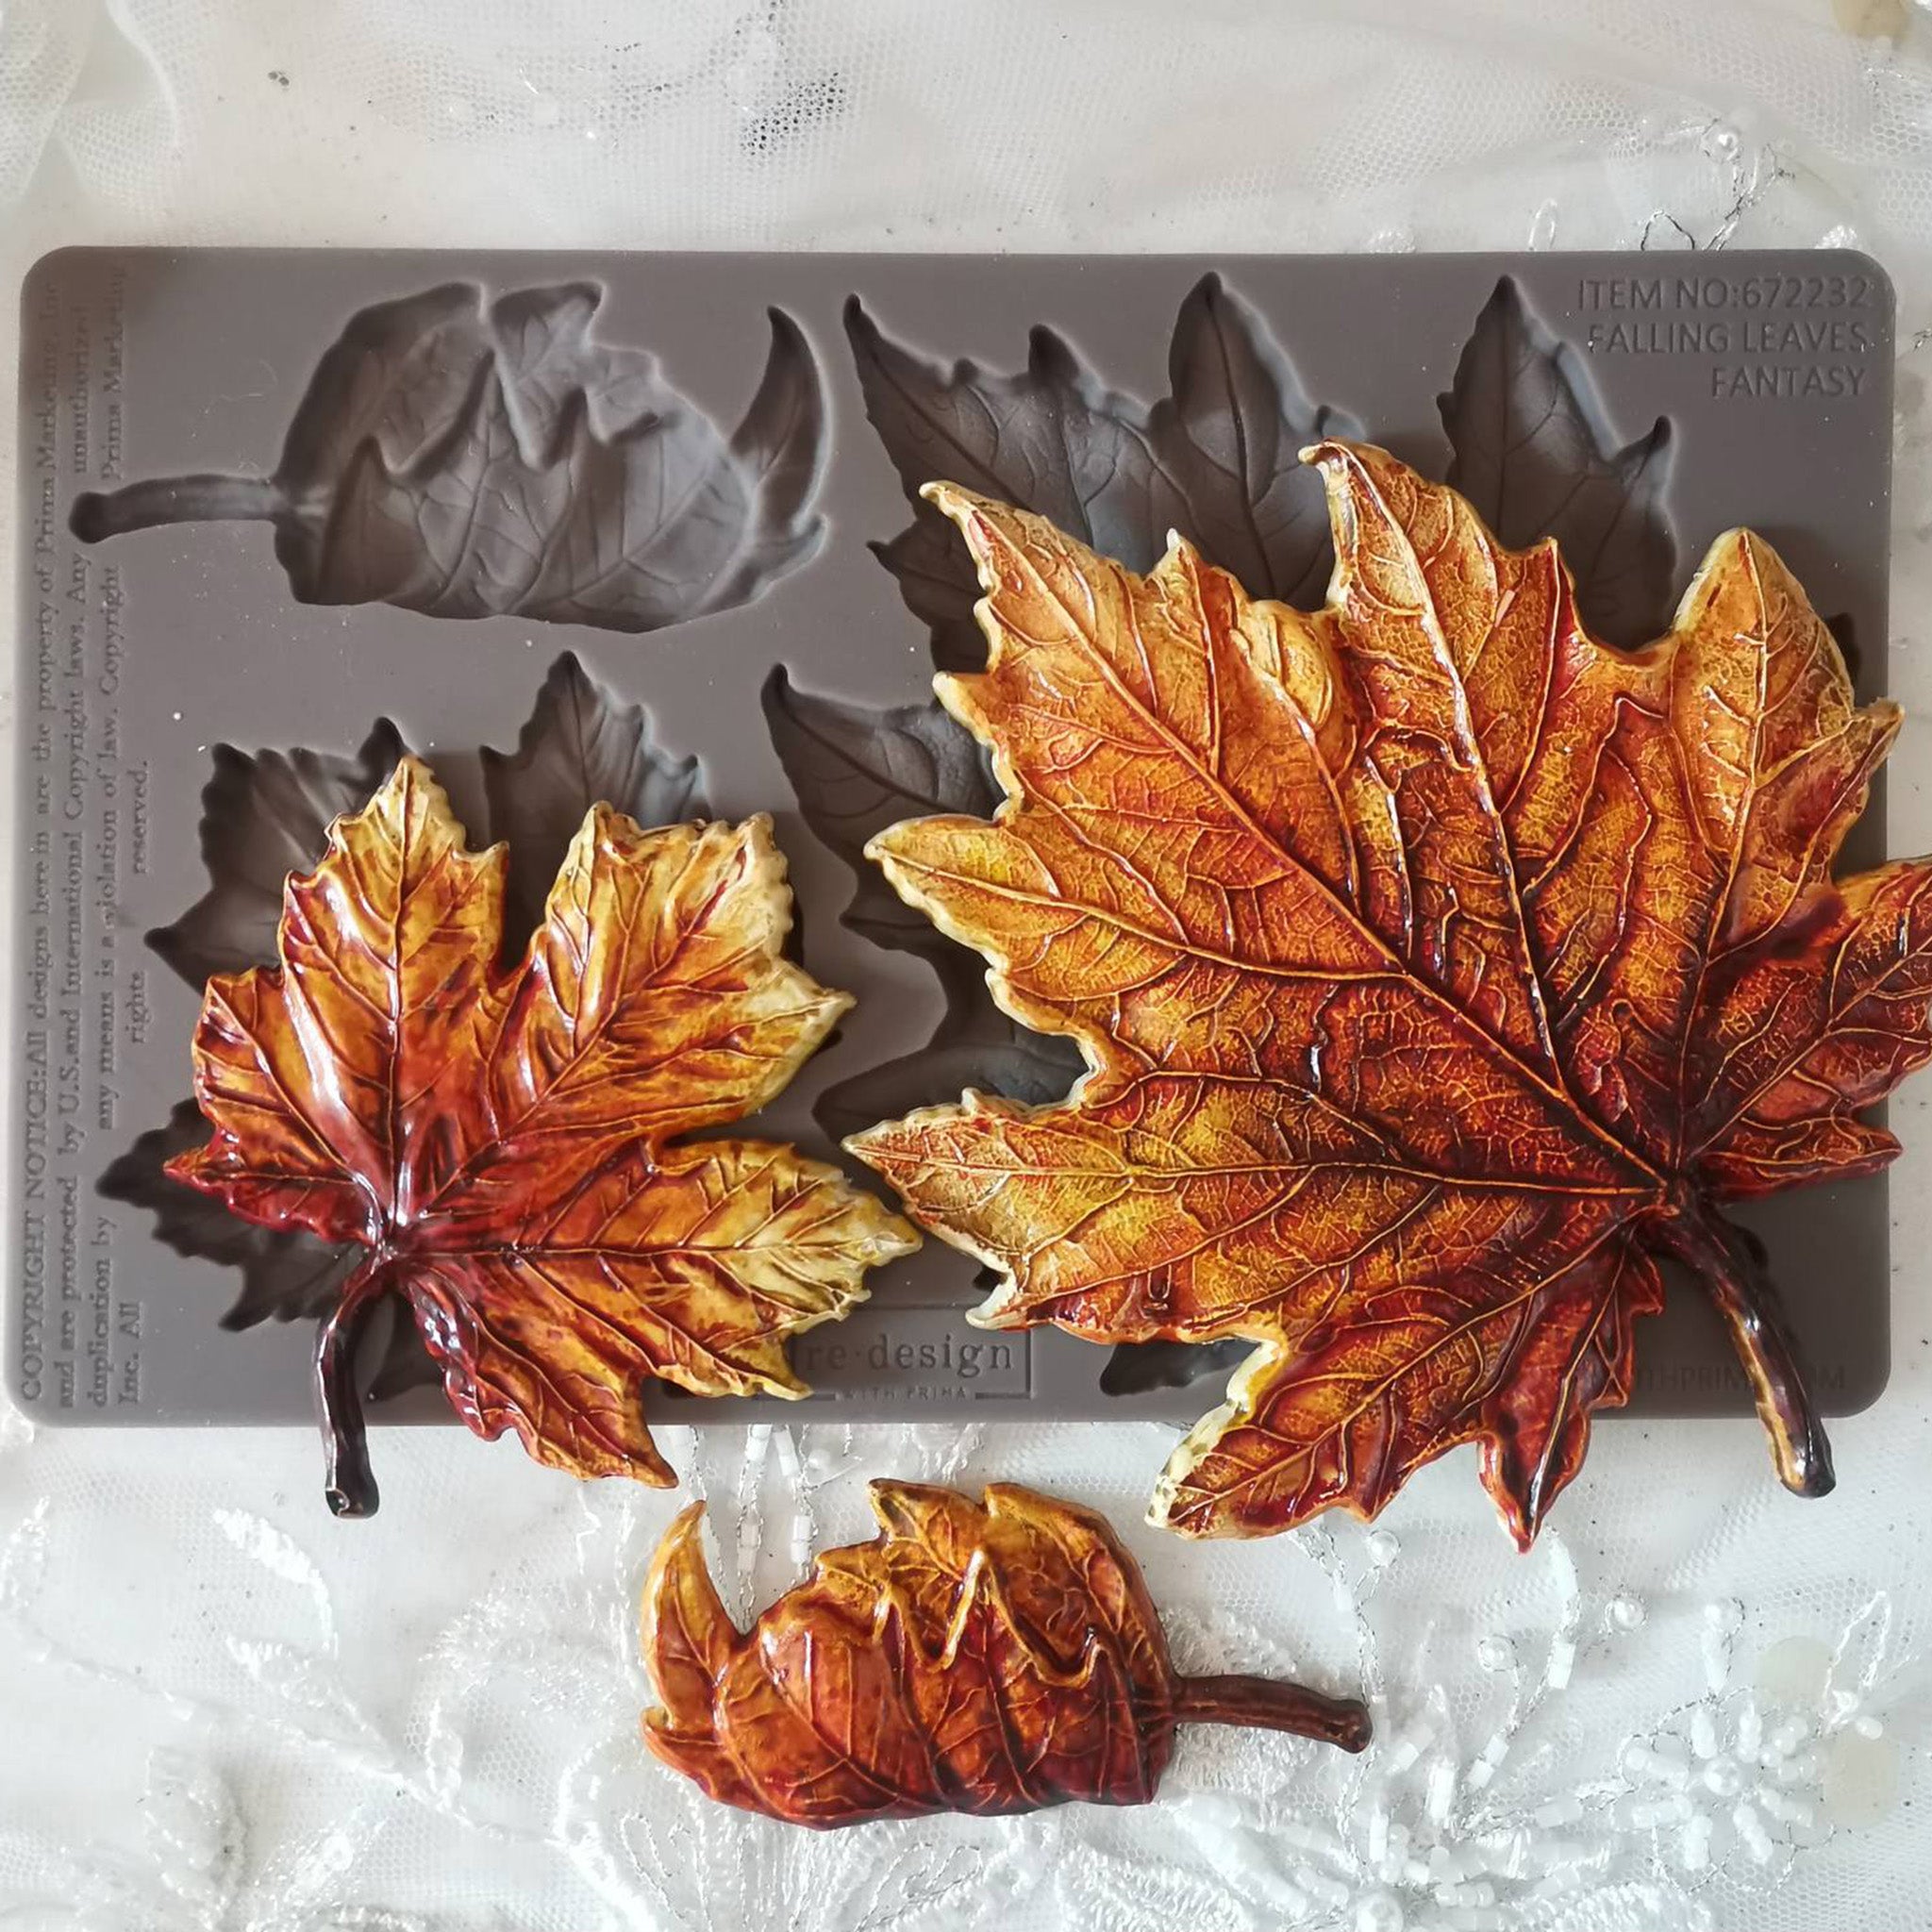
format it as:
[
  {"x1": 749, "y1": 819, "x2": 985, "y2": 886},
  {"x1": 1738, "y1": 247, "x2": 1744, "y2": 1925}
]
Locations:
[
  {"x1": 72, "y1": 283, "x2": 827, "y2": 634},
  {"x1": 167, "y1": 755, "x2": 916, "y2": 1514}
]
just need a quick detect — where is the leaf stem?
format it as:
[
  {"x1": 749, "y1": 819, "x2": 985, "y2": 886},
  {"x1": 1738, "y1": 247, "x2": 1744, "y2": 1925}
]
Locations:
[
  {"x1": 1657, "y1": 1198, "x2": 1835, "y2": 1500},
  {"x1": 1173, "y1": 1674, "x2": 1372, "y2": 1753},
  {"x1": 314, "y1": 1256, "x2": 392, "y2": 1519},
  {"x1": 69, "y1": 474, "x2": 281, "y2": 542}
]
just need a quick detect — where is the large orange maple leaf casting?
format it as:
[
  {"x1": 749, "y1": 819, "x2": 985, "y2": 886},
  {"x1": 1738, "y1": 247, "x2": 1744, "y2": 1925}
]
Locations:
[{"x1": 849, "y1": 442, "x2": 1932, "y2": 1547}]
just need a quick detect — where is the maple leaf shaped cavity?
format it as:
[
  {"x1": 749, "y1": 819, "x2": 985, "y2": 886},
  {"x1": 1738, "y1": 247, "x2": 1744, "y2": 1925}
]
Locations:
[
  {"x1": 1441, "y1": 275, "x2": 1674, "y2": 647},
  {"x1": 168, "y1": 757, "x2": 917, "y2": 1516},
  {"x1": 847, "y1": 444, "x2": 1932, "y2": 1549}
]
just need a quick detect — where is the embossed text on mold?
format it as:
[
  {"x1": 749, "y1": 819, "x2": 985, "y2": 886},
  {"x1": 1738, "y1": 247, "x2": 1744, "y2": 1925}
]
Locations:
[{"x1": 1574, "y1": 272, "x2": 1882, "y2": 399}]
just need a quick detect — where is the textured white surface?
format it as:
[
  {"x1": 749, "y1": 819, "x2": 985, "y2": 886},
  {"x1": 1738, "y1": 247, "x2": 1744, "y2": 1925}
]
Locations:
[{"x1": 4, "y1": 3, "x2": 1932, "y2": 1927}]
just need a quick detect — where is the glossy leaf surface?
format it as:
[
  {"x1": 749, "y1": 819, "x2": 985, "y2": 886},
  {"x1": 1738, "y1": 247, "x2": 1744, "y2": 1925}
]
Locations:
[
  {"x1": 849, "y1": 444, "x2": 1932, "y2": 1546},
  {"x1": 641, "y1": 1480, "x2": 1369, "y2": 1826},
  {"x1": 169, "y1": 758, "x2": 916, "y2": 1515},
  {"x1": 815, "y1": 273, "x2": 1668, "y2": 1399},
  {"x1": 484, "y1": 650, "x2": 704, "y2": 940},
  {"x1": 72, "y1": 283, "x2": 827, "y2": 634},
  {"x1": 149, "y1": 724, "x2": 408, "y2": 989},
  {"x1": 1441, "y1": 276, "x2": 1674, "y2": 645},
  {"x1": 112, "y1": 656, "x2": 708, "y2": 1401}
]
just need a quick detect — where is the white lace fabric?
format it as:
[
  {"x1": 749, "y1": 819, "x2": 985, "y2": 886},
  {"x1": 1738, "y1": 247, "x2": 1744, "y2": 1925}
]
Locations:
[{"x1": 4, "y1": 5, "x2": 1932, "y2": 1929}]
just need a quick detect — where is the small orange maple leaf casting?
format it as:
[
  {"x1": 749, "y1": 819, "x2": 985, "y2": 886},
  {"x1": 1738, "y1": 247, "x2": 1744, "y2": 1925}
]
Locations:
[
  {"x1": 849, "y1": 442, "x2": 1932, "y2": 1548},
  {"x1": 170, "y1": 758, "x2": 917, "y2": 1515},
  {"x1": 641, "y1": 1479, "x2": 1370, "y2": 1826}
]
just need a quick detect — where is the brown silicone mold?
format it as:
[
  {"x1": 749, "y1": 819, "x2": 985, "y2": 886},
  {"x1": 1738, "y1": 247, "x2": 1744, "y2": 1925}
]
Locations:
[{"x1": 11, "y1": 247, "x2": 1894, "y2": 1434}]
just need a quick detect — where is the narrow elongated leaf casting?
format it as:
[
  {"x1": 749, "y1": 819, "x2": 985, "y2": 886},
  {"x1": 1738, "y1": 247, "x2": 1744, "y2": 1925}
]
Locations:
[
  {"x1": 169, "y1": 757, "x2": 917, "y2": 1515},
  {"x1": 849, "y1": 443, "x2": 1932, "y2": 1547},
  {"x1": 641, "y1": 1480, "x2": 1370, "y2": 1826}
]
